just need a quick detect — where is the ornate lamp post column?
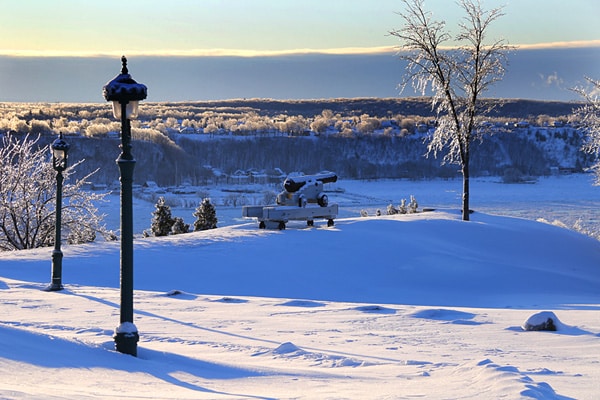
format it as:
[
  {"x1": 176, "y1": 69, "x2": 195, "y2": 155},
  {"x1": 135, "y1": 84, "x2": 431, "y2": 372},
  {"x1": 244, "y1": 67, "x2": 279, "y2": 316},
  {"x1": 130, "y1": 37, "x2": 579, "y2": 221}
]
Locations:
[
  {"x1": 46, "y1": 133, "x2": 70, "y2": 292},
  {"x1": 103, "y1": 56, "x2": 147, "y2": 356}
]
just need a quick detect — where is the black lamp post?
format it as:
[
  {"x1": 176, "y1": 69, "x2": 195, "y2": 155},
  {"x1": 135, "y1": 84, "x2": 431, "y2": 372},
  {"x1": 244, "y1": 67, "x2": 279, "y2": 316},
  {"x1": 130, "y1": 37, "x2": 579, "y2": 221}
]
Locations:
[
  {"x1": 46, "y1": 133, "x2": 70, "y2": 292},
  {"x1": 103, "y1": 56, "x2": 147, "y2": 356}
]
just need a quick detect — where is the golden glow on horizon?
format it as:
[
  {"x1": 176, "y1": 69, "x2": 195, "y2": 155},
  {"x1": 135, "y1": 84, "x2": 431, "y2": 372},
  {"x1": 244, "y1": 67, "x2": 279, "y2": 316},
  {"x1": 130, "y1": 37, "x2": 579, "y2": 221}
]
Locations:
[
  {"x1": 515, "y1": 40, "x2": 600, "y2": 50},
  {"x1": 0, "y1": 46, "x2": 397, "y2": 58},
  {"x1": 0, "y1": 40, "x2": 599, "y2": 58}
]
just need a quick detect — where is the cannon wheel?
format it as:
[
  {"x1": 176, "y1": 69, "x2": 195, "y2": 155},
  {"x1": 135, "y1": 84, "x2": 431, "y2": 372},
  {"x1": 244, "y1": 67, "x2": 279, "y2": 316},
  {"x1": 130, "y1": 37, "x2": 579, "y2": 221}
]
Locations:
[
  {"x1": 318, "y1": 194, "x2": 329, "y2": 207},
  {"x1": 327, "y1": 219, "x2": 335, "y2": 227}
]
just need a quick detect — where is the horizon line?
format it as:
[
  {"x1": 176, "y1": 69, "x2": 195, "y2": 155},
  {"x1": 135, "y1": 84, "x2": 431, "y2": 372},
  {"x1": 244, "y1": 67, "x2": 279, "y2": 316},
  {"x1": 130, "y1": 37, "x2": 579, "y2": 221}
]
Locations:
[{"x1": 1, "y1": 40, "x2": 599, "y2": 58}]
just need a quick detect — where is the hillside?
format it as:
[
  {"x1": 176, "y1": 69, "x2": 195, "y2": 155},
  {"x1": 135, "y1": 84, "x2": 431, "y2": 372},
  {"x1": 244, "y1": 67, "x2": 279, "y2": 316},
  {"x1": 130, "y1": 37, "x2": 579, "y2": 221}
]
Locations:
[{"x1": 56, "y1": 123, "x2": 590, "y2": 186}]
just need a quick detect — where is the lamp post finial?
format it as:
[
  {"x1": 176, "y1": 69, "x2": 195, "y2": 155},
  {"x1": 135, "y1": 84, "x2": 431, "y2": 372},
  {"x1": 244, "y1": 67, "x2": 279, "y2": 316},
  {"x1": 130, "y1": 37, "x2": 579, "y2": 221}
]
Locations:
[{"x1": 121, "y1": 55, "x2": 128, "y2": 74}]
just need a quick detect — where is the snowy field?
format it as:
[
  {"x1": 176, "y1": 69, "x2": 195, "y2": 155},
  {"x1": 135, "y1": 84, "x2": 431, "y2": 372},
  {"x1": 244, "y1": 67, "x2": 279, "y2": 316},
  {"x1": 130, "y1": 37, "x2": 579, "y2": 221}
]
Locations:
[{"x1": 1, "y1": 174, "x2": 600, "y2": 399}]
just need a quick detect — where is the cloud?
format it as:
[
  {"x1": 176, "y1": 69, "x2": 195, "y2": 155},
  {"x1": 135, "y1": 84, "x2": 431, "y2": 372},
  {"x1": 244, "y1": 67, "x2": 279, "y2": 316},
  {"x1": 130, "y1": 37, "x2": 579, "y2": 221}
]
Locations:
[
  {"x1": 541, "y1": 72, "x2": 564, "y2": 87},
  {"x1": 515, "y1": 39, "x2": 600, "y2": 50},
  {"x1": 1, "y1": 46, "x2": 597, "y2": 102}
]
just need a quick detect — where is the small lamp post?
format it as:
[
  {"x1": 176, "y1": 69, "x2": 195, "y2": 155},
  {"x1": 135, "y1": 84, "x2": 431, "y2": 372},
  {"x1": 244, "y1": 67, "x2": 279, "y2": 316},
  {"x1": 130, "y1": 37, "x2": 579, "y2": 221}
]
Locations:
[
  {"x1": 46, "y1": 133, "x2": 70, "y2": 292},
  {"x1": 103, "y1": 56, "x2": 147, "y2": 356}
]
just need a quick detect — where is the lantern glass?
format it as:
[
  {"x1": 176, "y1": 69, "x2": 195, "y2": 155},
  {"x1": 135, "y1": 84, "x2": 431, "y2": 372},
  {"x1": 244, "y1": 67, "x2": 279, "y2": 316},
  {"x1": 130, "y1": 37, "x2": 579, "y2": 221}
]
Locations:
[
  {"x1": 112, "y1": 100, "x2": 139, "y2": 120},
  {"x1": 52, "y1": 148, "x2": 66, "y2": 162}
]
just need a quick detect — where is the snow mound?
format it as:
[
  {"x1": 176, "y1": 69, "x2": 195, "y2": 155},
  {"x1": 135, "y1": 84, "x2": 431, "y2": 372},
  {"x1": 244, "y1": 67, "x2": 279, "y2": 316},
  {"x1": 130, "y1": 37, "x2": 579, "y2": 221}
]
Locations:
[
  {"x1": 164, "y1": 289, "x2": 197, "y2": 299},
  {"x1": 260, "y1": 342, "x2": 372, "y2": 368},
  {"x1": 461, "y1": 359, "x2": 568, "y2": 399},
  {"x1": 272, "y1": 341, "x2": 304, "y2": 355}
]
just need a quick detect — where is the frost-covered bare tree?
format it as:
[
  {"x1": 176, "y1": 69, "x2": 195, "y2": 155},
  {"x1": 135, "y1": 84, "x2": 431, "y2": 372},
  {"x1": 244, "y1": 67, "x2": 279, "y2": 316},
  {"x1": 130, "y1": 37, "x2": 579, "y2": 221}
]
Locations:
[
  {"x1": 572, "y1": 77, "x2": 600, "y2": 182},
  {"x1": 390, "y1": 0, "x2": 511, "y2": 220},
  {"x1": 0, "y1": 134, "x2": 109, "y2": 251}
]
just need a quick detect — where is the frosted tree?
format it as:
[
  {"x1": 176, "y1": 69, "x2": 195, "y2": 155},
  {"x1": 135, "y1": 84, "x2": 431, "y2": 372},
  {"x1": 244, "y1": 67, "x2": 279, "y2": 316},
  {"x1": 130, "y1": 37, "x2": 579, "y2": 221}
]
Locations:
[
  {"x1": 150, "y1": 197, "x2": 174, "y2": 236},
  {"x1": 390, "y1": 0, "x2": 511, "y2": 220},
  {"x1": 193, "y1": 198, "x2": 218, "y2": 231},
  {"x1": 408, "y1": 195, "x2": 418, "y2": 213},
  {"x1": 399, "y1": 199, "x2": 407, "y2": 214},
  {"x1": 262, "y1": 190, "x2": 277, "y2": 206},
  {"x1": 572, "y1": 77, "x2": 600, "y2": 182},
  {"x1": 0, "y1": 134, "x2": 108, "y2": 251}
]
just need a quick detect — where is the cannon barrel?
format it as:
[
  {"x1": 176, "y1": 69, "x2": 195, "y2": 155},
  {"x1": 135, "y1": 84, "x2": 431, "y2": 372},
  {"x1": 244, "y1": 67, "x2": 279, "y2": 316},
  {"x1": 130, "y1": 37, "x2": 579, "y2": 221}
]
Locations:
[
  {"x1": 283, "y1": 172, "x2": 338, "y2": 193},
  {"x1": 316, "y1": 172, "x2": 338, "y2": 184}
]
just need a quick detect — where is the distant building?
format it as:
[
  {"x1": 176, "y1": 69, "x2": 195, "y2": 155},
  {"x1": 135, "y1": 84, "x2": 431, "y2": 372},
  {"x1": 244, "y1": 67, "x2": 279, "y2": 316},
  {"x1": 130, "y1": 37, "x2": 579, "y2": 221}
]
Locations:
[
  {"x1": 230, "y1": 170, "x2": 250, "y2": 185},
  {"x1": 515, "y1": 121, "x2": 530, "y2": 129}
]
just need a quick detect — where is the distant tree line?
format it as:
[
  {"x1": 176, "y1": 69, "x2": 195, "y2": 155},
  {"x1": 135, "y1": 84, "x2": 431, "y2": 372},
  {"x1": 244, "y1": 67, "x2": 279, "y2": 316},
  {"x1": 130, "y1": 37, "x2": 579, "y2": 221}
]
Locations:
[
  {"x1": 0, "y1": 98, "x2": 583, "y2": 140},
  {"x1": 0, "y1": 99, "x2": 592, "y2": 187}
]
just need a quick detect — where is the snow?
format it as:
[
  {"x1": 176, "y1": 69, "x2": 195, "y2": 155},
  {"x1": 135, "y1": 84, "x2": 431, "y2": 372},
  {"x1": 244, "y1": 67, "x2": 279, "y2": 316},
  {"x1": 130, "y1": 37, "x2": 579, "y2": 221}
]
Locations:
[
  {"x1": 2, "y1": 176, "x2": 600, "y2": 399},
  {"x1": 115, "y1": 321, "x2": 138, "y2": 334}
]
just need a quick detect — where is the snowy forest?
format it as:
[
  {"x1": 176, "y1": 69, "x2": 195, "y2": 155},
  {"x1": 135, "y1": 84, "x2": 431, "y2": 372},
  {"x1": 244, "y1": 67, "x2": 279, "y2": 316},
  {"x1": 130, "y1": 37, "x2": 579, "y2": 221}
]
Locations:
[{"x1": 0, "y1": 98, "x2": 591, "y2": 187}]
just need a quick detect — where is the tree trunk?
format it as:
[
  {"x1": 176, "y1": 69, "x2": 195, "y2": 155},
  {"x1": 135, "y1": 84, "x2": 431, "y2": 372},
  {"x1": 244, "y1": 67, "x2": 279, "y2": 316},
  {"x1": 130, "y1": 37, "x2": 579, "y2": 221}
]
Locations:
[{"x1": 462, "y1": 162, "x2": 470, "y2": 221}]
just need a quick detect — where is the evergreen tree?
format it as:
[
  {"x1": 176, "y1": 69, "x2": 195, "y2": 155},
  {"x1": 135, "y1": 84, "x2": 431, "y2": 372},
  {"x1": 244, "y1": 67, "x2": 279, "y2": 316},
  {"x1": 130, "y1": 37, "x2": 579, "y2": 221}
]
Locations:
[
  {"x1": 151, "y1": 197, "x2": 174, "y2": 236},
  {"x1": 171, "y1": 217, "x2": 189, "y2": 235},
  {"x1": 193, "y1": 198, "x2": 218, "y2": 231}
]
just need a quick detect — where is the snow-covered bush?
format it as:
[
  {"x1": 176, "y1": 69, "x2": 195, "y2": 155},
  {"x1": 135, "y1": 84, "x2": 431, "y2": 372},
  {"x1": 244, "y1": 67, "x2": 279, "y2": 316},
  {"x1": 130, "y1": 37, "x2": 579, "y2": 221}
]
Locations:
[
  {"x1": 399, "y1": 199, "x2": 407, "y2": 214},
  {"x1": 387, "y1": 204, "x2": 398, "y2": 215},
  {"x1": 408, "y1": 195, "x2": 418, "y2": 213},
  {"x1": 387, "y1": 196, "x2": 418, "y2": 215}
]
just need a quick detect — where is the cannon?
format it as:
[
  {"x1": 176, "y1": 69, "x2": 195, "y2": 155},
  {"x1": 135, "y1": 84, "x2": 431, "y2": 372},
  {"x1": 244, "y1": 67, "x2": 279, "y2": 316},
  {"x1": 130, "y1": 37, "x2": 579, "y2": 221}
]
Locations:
[
  {"x1": 277, "y1": 171, "x2": 337, "y2": 207},
  {"x1": 243, "y1": 172, "x2": 339, "y2": 230}
]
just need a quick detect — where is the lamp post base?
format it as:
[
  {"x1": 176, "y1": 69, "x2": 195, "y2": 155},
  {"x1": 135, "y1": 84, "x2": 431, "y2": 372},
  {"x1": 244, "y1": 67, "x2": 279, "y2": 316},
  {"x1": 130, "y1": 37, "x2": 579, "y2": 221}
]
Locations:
[
  {"x1": 47, "y1": 249, "x2": 64, "y2": 291},
  {"x1": 44, "y1": 282, "x2": 64, "y2": 292},
  {"x1": 114, "y1": 322, "x2": 139, "y2": 356}
]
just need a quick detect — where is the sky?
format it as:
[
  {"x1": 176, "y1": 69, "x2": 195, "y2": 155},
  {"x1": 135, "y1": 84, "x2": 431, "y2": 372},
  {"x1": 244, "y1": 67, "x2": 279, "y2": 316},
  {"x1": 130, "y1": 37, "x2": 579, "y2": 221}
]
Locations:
[
  {"x1": 1, "y1": 0, "x2": 599, "y2": 56},
  {"x1": 0, "y1": 0, "x2": 598, "y2": 102}
]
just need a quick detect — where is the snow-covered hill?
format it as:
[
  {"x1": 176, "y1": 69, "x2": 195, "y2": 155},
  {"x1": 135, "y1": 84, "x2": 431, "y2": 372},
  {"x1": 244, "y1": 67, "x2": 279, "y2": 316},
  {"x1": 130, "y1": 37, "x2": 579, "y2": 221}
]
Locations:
[{"x1": 1, "y1": 209, "x2": 600, "y2": 399}]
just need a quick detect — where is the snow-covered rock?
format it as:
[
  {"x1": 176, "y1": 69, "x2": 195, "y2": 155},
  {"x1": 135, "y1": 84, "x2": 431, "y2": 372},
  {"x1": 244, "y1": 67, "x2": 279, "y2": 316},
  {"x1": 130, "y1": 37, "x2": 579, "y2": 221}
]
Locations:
[{"x1": 522, "y1": 311, "x2": 560, "y2": 331}]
